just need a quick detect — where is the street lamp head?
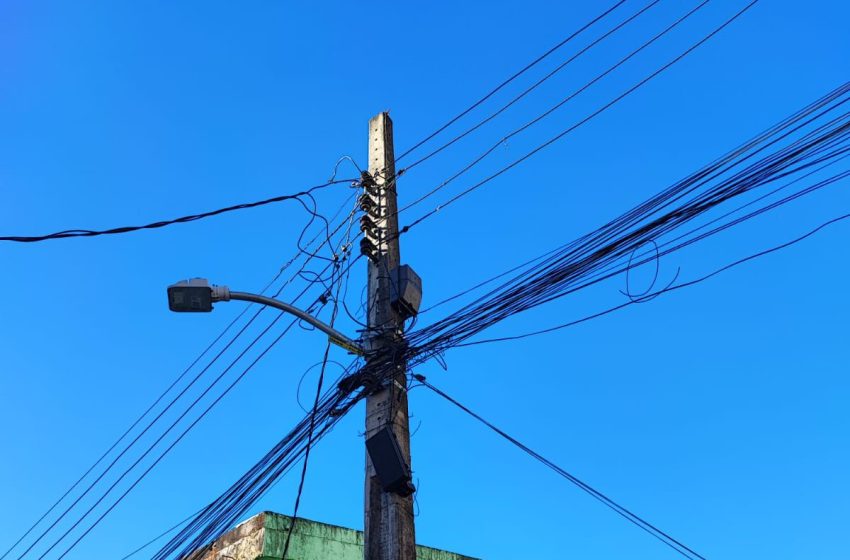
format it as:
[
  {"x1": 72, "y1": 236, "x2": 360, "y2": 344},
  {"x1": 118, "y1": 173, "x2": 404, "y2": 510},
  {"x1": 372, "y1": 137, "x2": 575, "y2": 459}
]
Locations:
[{"x1": 167, "y1": 278, "x2": 214, "y2": 312}]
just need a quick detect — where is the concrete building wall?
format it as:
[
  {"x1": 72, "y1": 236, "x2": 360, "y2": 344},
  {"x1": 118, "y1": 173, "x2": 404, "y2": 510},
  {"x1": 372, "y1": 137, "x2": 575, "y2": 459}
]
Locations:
[{"x1": 188, "y1": 512, "x2": 478, "y2": 560}]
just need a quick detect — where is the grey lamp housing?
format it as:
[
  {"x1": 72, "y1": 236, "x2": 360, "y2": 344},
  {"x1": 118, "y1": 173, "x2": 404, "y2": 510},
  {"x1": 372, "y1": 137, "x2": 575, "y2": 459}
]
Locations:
[{"x1": 168, "y1": 278, "x2": 214, "y2": 312}]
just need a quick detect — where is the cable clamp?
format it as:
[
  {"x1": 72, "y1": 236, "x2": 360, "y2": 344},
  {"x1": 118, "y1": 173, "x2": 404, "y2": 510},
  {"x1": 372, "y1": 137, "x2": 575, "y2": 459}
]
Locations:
[{"x1": 211, "y1": 285, "x2": 231, "y2": 302}]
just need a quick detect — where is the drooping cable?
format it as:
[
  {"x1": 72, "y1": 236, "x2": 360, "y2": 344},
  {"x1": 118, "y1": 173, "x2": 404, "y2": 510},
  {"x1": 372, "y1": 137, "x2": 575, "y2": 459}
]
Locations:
[{"x1": 0, "y1": 180, "x2": 352, "y2": 243}]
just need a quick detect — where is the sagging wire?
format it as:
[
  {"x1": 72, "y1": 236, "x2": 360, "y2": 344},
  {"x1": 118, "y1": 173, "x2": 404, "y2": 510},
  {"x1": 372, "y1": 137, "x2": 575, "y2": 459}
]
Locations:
[{"x1": 0, "y1": 180, "x2": 352, "y2": 243}]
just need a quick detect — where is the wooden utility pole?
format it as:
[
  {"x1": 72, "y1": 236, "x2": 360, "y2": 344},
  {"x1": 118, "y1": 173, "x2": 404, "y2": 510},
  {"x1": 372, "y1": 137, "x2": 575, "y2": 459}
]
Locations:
[{"x1": 363, "y1": 113, "x2": 416, "y2": 560}]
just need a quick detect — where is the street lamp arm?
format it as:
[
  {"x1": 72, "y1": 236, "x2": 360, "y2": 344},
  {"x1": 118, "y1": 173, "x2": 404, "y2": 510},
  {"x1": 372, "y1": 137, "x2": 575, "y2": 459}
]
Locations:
[{"x1": 223, "y1": 290, "x2": 361, "y2": 353}]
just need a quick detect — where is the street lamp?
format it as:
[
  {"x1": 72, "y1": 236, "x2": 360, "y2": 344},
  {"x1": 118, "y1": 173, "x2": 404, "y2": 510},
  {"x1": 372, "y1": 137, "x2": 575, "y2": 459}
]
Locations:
[{"x1": 167, "y1": 278, "x2": 363, "y2": 355}]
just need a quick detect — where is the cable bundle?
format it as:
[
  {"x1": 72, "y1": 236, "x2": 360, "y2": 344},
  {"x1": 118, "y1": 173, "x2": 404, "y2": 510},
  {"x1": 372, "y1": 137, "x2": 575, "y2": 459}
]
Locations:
[{"x1": 403, "y1": 82, "x2": 850, "y2": 359}]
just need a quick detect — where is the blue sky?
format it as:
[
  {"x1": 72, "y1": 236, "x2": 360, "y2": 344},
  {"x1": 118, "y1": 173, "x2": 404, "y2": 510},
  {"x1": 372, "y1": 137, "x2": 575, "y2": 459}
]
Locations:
[{"x1": 1, "y1": 1, "x2": 848, "y2": 559}]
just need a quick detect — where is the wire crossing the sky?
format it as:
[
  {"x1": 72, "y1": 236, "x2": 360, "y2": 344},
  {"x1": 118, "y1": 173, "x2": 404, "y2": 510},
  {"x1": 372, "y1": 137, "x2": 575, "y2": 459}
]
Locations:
[
  {"x1": 397, "y1": 0, "x2": 761, "y2": 227},
  {"x1": 4, "y1": 188, "x2": 362, "y2": 560},
  {"x1": 0, "y1": 179, "x2": 353, "y2": 243},
  {"x1": 397, "y1": 0, "x2": 663, "y2": 175},
  {"x1": 403, "y1": 80, "x2": 850, "y2": 362},
  {"x1": 43, "y1": 213, "x2": 365, "y2": 560},
  {"x1": 394, "y1": 0, "x2": 629, "y2": 163},
  {"x1": 454, "y1": 208, "x2": 850, "y2": 347},
  {"x1": 416, "y1": 376, "x2": 706, "y2": 560}
]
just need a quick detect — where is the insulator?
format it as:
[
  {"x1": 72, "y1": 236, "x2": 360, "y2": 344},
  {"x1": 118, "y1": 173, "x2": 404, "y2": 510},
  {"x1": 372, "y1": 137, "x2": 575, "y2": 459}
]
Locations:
[
  {"x1": 361, "y1": 171, "x2": 381, "y2": 196},
  {"x1": 360, "y1": 237, "x2": 377, "y2": 252},
  {"x1": 360, "y1": 215, "x2": 378, "y2": 235},
  {"x1": 359, "y1": 193, "x2": 374, "y2": 211},
  {"x1": 360, "y1": 238, "x2": 379, "y2": 262},
  {"x1": 359, "y1": 194, "x2": 381, "y2": 219}
]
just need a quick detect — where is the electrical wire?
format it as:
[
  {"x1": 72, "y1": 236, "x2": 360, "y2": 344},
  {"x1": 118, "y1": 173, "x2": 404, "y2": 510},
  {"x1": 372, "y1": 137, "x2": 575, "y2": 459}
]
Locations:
[
  {"x1": 428, "y1": 149, "x2": 850, "y2": 324},
  {"x1": 395, "y1": 0, "x2": 629, "y2": 162},
  {"x1": 400, "y1": 81, "x2": 849, "y2": 364},
  {"x1": 46, "y1": 197, "x2": 366, "y2": 559},
  {"x1": 456, "y1": 210, "x2": 850, "y2": 347},
  {"x1": 50, "y1": 299, "x2": 331, "y2": 560},
  {"x1": 0, "y1": 311, "x2": 245, "y2": 560},
  {"x1": 11, "y1": 179, "x2": 362, "y2": 559},
  {"x1": 417, "y1": 377, "x2": 706, "y2": 560},
  {"x1": 398, "y1": 0, "x2": 663, "y2": 174},
  {"x1": 117, "y1": 511, "x2": 199, "y2": 560},
  {"x1": 0, "y1": 180, "x2": 353, "y2": 243},
  {"x1": 281, "y1": 309, "x2": 339, "y2": 560},
  {"x1": 15, "y1": 242, "x2": 341, "y2": 560},
  {"x1": 117, "y1": 455, "x2": 306, "y2": 560},
  {"x1": 397, "y1": 1, "x2": 759, "y2": 231}
]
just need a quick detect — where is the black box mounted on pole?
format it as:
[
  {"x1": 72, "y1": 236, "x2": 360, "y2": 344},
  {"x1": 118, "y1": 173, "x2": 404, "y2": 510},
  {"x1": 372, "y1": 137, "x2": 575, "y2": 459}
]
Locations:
[{"x1": 366, "y1": 426, "x2": 416, "y2": 497}]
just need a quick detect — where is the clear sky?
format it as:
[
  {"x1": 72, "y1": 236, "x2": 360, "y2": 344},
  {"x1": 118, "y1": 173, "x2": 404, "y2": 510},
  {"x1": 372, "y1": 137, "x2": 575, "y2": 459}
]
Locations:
[{"x1": 1, "y1": 2, "x2": 849, "y2": 559}]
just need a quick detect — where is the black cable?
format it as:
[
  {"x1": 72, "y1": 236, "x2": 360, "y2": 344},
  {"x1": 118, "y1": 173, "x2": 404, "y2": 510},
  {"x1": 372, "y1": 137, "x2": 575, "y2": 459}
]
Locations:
[
  {"x1": 15, "y1": 183, "x2": 360, "y2": 559},
  {"x1": 399, "y1": 1, "x2": 760, "y2": 230},
  {"x1": 50, "y1": 297, "x2": 333, "y2": 560},
  {"x1": 432, "y1": 150, "x2": 850, "y2": 327},
  {"x1": 118, "y1": 454, "x2": 308, "y2": 560},
  {"x1": 117, "y1": 454, "x2": 307, "y2": 560},
  {"x1": 457, "y1": 211, "x2": 850, "y2": 347},
  {"x1": 0, "y1": 180, "x2": 352, "y2": 243},
  {"x1": 117, "y1": 511, "x2": 198, "y2": 560},
  {"x1": 395, "y1": 0, "x2": 628, "y2": 162},
  {"x1": 0, "y1": 215, "x2": 333, "y2": 560},
  {"x1": 152, "y1": 266, "x2": 366, "y2": 560},
  {"x1": 400, "y1": 81, "x2": 849, "y2": 368},
  {"x1": 16, "y1": 261, "x2": 331, "y2": 560},
  {"x1": 282, "y1": 257, "x2": 345, "y2": 560},
  {"x1": 0, "y1": 311, "x2": 242, "y2": 560},
  {"x1": 152, "y1": 360, "x2": 363, "y2": 560},
  {"x1": 296, "y1": 360, "x2": 346, "y2": 413},
  {"x1": 418, "y1": 377, "x2": 706, "y2": 560},
  {"x1": 46, "y1": 196, "x2": 365, "y2": 559},
  {"x1": 399, "y1": 0, "x2": 662, "y2": 174},
  {"x1": 281, "y1": 342, "x2": 333, "y2": 560},
  {"x1": 107, "y1": 198, "x2": 357, "y2": 554}
]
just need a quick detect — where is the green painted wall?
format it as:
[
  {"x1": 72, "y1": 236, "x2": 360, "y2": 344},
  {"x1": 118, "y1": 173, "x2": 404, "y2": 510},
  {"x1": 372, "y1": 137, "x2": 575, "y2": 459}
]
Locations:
[{"x1": 259, "y1": 512, "x2": 478, "y2": 560}]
